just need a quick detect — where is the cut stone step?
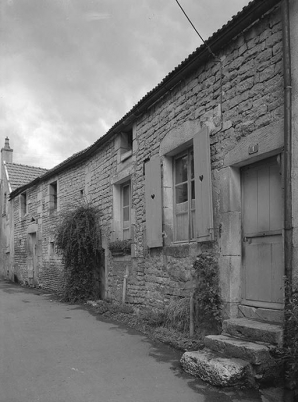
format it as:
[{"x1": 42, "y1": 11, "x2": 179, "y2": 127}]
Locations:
[
  {"x1": 180, "y1": 349, "x2": 254, "y2": 387},
  {"x1": 222, "y1": 318, "x2": 283, "y2": 346},
  {"x1": 204, "y1": 334, "x2": 276, "y2": 366}
]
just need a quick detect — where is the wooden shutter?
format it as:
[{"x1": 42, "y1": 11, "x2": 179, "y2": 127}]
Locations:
[
  {"x1": 145, "y1": 156, "x2": 163, "y2": 248},
  {"x1": 193, "y1": 127, "x2": 214, "y2": 241}
]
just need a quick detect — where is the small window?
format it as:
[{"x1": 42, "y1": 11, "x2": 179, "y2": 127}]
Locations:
[
  {"x1": 121, "y1": 182, "x2": 131, "y2": 240},
  {"x1": 49, "y1": 241, "x2": 55, "y2": 257},
  {"x1": 49, "y1": 181, "x2": 58, "y2": 211},
  {"x1": 120, "y1": 130, "x2": 133, "y2": 161},
  {"x1": 20, "y1": 192, "x2": 28, "y2": 217},
  {"x1": 173, "y1": 148, "x2": 195, "y2": 242}
]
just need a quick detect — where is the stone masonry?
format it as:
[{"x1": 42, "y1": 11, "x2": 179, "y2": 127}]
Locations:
[{"x1": 9, "y1": 4, "x2": 285, "y2": 316}]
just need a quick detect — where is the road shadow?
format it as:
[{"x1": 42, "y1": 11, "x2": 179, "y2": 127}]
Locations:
[
  {"x1": 1, "y1": 279, "x2": 263, "y2": 401},
  {"x1": 66, "y1": 302, "x2": 262, "y2": 402},
  {"x1": 0, "y1": 279, "x2": 42, "y2": 295}
]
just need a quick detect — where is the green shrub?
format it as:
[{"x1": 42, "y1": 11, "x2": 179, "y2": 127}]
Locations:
[
  {"x1": 108, "y1": 239, "x2": 132, "y2": 255},
  {"x1": 138, "y1": 308, "x2": 166, "y2": 327},
  {"x1": 193, "y1": 252, "x2": 222, "y2": 333},
  {"x1": 283, "y1": 277, "x2": 298, "y2": 390},
  {"x1": 164, "y1": 297, "x2": 190, "y2": 333},
  {"x1": 56, "y1": 203, "x2": 103, "y2": 302}
]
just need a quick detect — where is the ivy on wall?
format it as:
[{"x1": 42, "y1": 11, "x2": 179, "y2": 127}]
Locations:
[
  {"x1": 56, "y1": 203, "x2": 103, "y2": 302},
  {"x1": 193, "y1": 252, "x2": 222, "y2": 333},
  {"x1": 283, "y1": 277, "x2": 298, "y2": 391}
]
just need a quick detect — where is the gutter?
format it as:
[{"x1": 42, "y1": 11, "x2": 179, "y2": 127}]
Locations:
[
  {"x1": 10, "y1": 0, "x2": 280, "y2": 200},
  {"x1": 282, "y1": 0, "x2": 293, "y2": 285}
]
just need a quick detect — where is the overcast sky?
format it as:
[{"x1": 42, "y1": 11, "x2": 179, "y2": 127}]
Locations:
[{"x1": 0, "y1": 0, "x2": 249, "y2": 169}]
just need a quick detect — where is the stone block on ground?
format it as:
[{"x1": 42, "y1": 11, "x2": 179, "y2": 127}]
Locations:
[{"x1": 180, "y1": 349, "x2": 254, "y2": 387}]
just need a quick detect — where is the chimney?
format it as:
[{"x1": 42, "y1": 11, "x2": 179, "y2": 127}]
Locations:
[
  {"x1": 1, "y1": 137, "x2": 13, "y2": 179},
  {"x1": 1, "y1": 137, "x2": 13, "y2": 165}
]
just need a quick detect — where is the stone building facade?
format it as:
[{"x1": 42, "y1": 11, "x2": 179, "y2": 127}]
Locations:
[{"x1": 2, "y1": 0, "x2": 298, "y2": 324}]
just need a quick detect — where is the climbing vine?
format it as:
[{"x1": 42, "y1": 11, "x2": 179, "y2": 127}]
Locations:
[
  {"x1": 193, "y1": 252, "x2": 222, "y2": 333},
  {"x1": 283, "y1": 277, "x2": 298, "y2": 391},
  {"x1": 56, "y1": 203, "x2": 103, "y2": 302}
]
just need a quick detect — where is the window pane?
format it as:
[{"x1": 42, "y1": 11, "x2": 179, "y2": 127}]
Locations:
[
  {"x1": 191, "y1": 210, "x2": 196, "y2": 239},
  {"x1": 191, "y1": 180, "x2": 195, "y2": 200},
  {"x1": 123, "y1": 206, "x2": 129, "y2": 223},
  {"x1": 190, "y1": 150, "x2": 194, "y2": 179},
  {"x1": 175, "y1": 183, "x2": 188, "y2": 204},
  {"x1": 123, "y1": 228, "x2": 130, "y2": 240},
  {"x1": 122, "y1": 184, "x2": 130, "y2": 207},
  {"x1": 175, "y1": 155, "x2": 188, "y2": 184},
  {"x1": 175, "y1": 213, "x2": 188, "y2": 241}
]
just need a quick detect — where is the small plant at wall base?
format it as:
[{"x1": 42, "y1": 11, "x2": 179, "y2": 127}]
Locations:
[
  {"x1": 283, "y1": 277, "x2": 298, "y2": 392},
  {"x1": 108, "y1": 239, "x2": 132, "y2": 256},
  {"x1": 55, "y1": 203, "x2": 103, "y2": 302},
  {"x1": 193, "y1": 252, "x2": 222, "y2": 334}
]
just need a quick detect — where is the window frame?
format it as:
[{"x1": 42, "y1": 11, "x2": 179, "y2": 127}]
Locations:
[
  {"x1": 120, "y1": 130, "x2": 133, "y2": 162},
  {"x1": 173, "y1": 147, "x2": 196, "y2": 243},
  {"x1": 121, "y1": 181, "x2": 131, "y2": 240},
  {"x1": 111, "y1": 176, "x2": 132, "y2": 242},
  {"x1": 49, "y1": 181, "x2": 58, "y2": 212}
]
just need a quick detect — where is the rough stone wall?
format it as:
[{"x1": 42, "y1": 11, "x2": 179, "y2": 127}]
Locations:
[
  {"x1": 12, "y1": 140, "x2": 117, "y2": 293},
  {"x1": 11, "y1": 6, "x2": 284, "y2": 313},
  {"x1": 0, "y1": 171, "x2": 13, "y2": 279},
  {"x1": 13, "y1": 185, "x2": 40, "y2": 283},
  {"x1": 130, "y1": 6, "x2": 283, "y2": 310}
]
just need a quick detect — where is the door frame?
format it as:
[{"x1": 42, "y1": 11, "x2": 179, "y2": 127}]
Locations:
[{"x1": 240, "y1": 156, "x2": 284, "y2": 310}]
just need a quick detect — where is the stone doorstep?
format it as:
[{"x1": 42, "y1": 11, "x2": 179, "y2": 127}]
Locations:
[
  {"x1": 222, "y1": 318, "x2": 283, "y2": 347},
  {"x1": 180, "y1": 349, "x2": 255, "y2": 387},
  {"x1": 204, "y1": 334, "x2": 276, "y2": 366}
]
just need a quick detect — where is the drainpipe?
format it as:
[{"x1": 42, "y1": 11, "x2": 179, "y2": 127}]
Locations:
[
  {"x1": 281, "y1": 3, "x2": 296, "y2": 397},
  {"x1": 282, "y1": 0, "x2": 293, "y2": 289}
]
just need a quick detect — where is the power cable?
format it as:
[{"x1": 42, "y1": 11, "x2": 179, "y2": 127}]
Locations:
[
  {"x1": 174, "y1": 0, "x2": 223, "y2": 127},
  {"x1": 175, "y1": 0, "x2": 219, "y2": 60}
]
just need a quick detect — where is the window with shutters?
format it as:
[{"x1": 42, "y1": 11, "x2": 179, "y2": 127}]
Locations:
[
  {"x1": 173, "y1": 148, "x2": 195, "y2": 242},
  {"x1": 160, "y1": 126, "x2": 214, "y2": 245}
]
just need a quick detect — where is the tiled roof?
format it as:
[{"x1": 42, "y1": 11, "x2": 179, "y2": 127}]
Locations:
[{"x1": 5, "y1": 163, "x2": 48, "y2": 192}]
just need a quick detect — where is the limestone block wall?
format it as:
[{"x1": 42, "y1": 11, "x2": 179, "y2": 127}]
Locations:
[
  {"x1": 129, "y1": 5, "x2": 284, "y2": 313},
  {"x1": 11, "y1": 4, "x2": 285, "y2": 316}
]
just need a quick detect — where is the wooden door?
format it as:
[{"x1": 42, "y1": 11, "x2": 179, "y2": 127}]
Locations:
[{"x1": 241, "y1": 157, "x2": 284, "y2": 308}]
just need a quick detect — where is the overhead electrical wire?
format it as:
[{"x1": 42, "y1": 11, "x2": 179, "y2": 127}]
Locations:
[
  {"x1": 174, "y1": 0, "x2": 223, "y2": 127},
  {"x1": 174, "y1": 0, "x2": 219, "y2": 60}
]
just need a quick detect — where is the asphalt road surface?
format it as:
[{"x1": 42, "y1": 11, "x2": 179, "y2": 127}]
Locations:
[{"x1": 0, "y1": 279, "x2": 264, "y2": 402}]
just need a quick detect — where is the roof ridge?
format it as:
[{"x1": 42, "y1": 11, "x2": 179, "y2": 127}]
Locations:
[{"x1": 5, "y1": 162, "x2": 48, "y2": 171}]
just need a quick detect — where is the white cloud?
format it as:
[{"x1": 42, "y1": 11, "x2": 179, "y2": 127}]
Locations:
[{"x1": 0, "y1": 0, "x2": 251, "y2": 170}]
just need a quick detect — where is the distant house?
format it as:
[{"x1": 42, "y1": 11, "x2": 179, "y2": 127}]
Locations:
[
  {"x1": 0, "y1": 138, "x2": 48, "y2": 282},
  {"x1": 1, "y1": 0, "x2": 298, "y2": 384}
]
